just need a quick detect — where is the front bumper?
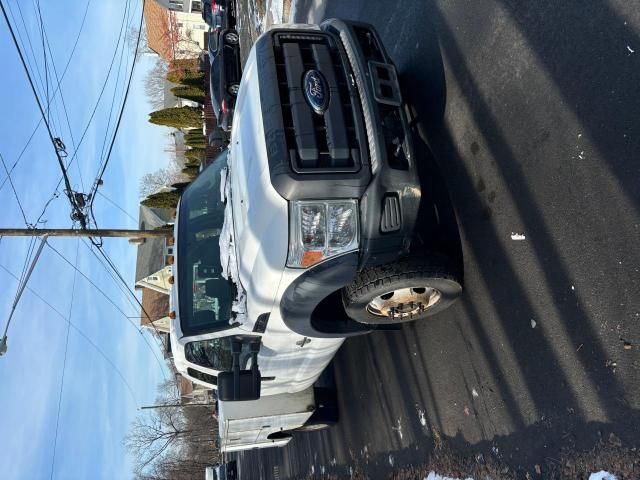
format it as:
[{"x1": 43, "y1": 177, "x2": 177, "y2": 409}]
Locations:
[
  {"x1": 321, "y1": 19, "x2": 420, "y2": 269},
  {"x1": 275, "y1": 21, "x2": 421, "y2": 338}
]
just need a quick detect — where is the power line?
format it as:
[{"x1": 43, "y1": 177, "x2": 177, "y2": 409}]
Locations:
[
  {"x1": 46, "y1": 243, "x2": 137, "y2": 321},
  {"x1": 7, "y1": 2, "x2": 50, "y2": 123},
  {"x1": 92, "y1": 244, "x2": 169, "y2": 377},
  {"x1": 0, "y1": 0, "x2": 85, "y2": 227},
  {"x1": 46, "y1": 242, "x2": 168, "y2": 378},
  {"x1": 88, "y1": 0, "x2": 146, "y2": 218},
  {"x1": 81, "y1": 238, "x2": 142, "y2": 316},
  {"x1": 0, "y1": 0, "x2": 92, "y2": 198},
  {"x1": 0, "y1": 118, "x2": 42, "y2": 194},
  {"x1": 36, "y1": 0, "x2": 134, "y2": 229},
  {"x1": 0, "y1": 260, "x2": 139, "y2": 406},
  {"x1": 0, "y1": 152, "x2": 29, "y2": 226},
  {"x1": 48, "y1": 240, "x2": 79, "y2": 480},
  {"x1": 94, "y1": 245, "x2": 162, "y2": 333},
  {"x1": 36, "y1": 1, "x2": 85, "y2": 191},
  {"x1": 96, "y1": 190, "x2": 138, "y2": 224}
]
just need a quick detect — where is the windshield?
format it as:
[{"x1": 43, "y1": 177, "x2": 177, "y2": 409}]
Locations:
[{"x1": 178, "y1": 151, "x2": 233, "y2": 336}]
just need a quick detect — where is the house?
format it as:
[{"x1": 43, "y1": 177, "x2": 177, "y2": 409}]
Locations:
[
  {"x1": 140, "y1": 287, "x2": 171, "y2": 333},
  {"x1": 178, "y1": 374, "x2": 213, "y2": 404},
  {"x1": 153, "y1": 0, "x2": 203, "y2": 14},
  {"x1": 133, "y1": 206, "x2": 174, "y2": 295},
  {"x1": 143, "y1": 0, "x2": 173, "y2": 60},
  {"x1": 145, "y1": 0, "x2": 208, "y2": 61}
]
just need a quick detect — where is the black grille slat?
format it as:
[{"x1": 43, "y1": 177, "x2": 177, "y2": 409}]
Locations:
[
  {"x1": 311, "y1": 43, "x2": 351, "y2": 166},
  {"x1": 283, "y1": 43, "x2": 318, "y2": 164}
]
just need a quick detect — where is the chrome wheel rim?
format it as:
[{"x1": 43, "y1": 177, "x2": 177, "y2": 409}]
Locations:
[
  {"x1": 366, "y1": 287, "x2": 441, "y2": 319},
  {"x1": 226, "y1": 32, "x2": 238, "y2": 43},
  {"x1": 229, "y1": 83, "x2": 239, "y2": 95}
]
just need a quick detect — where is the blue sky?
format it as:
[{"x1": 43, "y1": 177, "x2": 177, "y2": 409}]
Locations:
[{"x1": 0, "y1": 1, "x2": 175, "y2": 479}]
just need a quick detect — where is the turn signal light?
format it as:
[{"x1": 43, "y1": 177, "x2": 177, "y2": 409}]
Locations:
[
  {"x1": 168, "y1": 276, "x2": 175, "y2": 285},
  {"x1": 167, "y1": 255, "x2": 174, "y2": 265},
  {"x1": 169, "y1": 311, "x2": 176, "y2": 320},
  {"x1": 301, "y1": 251, "x2": 323, "y2": 268}
]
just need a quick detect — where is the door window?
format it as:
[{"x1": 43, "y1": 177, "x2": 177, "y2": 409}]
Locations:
[{"x1": 185, "y1": 337, "x2": 252, "y2": 371}]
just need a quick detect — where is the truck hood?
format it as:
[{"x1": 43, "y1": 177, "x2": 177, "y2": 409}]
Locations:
[{"x1": 228, "y1": 47, "x2": 289, "y2": 322}]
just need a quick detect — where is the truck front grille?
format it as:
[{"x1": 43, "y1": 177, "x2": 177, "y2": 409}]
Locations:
[{"x1": 273, "y1": 33, "x2": 364, "y2": 173}]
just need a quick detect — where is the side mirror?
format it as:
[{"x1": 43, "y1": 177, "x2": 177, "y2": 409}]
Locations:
[{"x1": 217, "y1": 338, "x2": 262, "y2": 402}]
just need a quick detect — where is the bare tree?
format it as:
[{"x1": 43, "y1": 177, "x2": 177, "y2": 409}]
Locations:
[
  {"x1": 125, "y1": 377, "x2": 220, "y2": 478},
  {"x1": 128, "y1": 25, "x2": 152, "y2": 63},
  {"x1": 139, "y1": 166, "x2": 184, "y2": 198},
  {"x1": 145, "y1": 58, "x2": 169, "y2": 110}
]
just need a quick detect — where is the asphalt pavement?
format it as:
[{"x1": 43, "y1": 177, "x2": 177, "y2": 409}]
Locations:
[{"x1": 233, "y1": 1, "x2": 640, "y2": 478}]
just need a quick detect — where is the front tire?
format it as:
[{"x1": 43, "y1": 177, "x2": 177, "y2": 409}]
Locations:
[
  {"x1": 342, "y1": 254, "x2": 462, "y2": 325},
  {"x1": 227, "y1": 82, "x2": 240, "y2": 96}
]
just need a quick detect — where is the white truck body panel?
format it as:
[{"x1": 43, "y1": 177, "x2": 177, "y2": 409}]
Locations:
[{"x1": 218, "y1": 386, "x2": 315, "y2": 452}]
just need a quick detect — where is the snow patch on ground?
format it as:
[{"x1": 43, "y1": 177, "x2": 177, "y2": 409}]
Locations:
[
  {"x1": 417, "y1": 407, "x2": 427, "y2": 426},
  {"x1": 511, "y1": 232, "x2": 526, "y2": 240},
  {"x1": 424, "y1": 472, "x2": 474, "y2": 480},
  {"x1": 393, "y1": 418, "x2": 404, "y2": 440},
  {"x1": 471, "y1": 388, "x2": 479, "y2": 398},
  {"x1": 531, "y1": 319, "x2": 537, "y2": 328},
  {"x1": 589, "y1": 472, "x2": 617, "y2": 480}
]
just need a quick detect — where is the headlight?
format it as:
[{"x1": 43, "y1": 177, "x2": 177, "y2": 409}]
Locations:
[{"x1": 288, "y1": 200, "x2": 359, "y2": 268}]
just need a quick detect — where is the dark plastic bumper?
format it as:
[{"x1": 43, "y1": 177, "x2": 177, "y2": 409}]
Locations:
[{"x1": 321, "y1": 19, "x2": 421, "y2": 269}]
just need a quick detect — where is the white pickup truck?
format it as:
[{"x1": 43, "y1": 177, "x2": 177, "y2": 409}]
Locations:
[{"x1": 170, "y1": 19, "x2": 462, "y2": 453}]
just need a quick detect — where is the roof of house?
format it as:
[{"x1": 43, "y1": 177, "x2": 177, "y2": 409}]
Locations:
[
  {"x1": 144, "y1": 0, "x2": 173, "y2": 61},
  {"x1": 140, "y1": 287, "x2": 170, "y2": 326},
  {"x1": 135, "y1": 206, "x2": 174, "y2": 283}
]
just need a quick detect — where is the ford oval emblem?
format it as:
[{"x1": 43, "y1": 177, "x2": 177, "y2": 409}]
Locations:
[{"x1": 303, "y1": 70, "x2": 330, "y2": 114}]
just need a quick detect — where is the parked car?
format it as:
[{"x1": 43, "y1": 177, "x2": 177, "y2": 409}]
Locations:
[
  {"x1": 201, "y1": 0, "x2": 234, "y2": 31},
  {"x1": 208, "y1": 29, "x2": 241, "y2": 132},
  {"x1": 208, "y1": 127, "x2": 228, "y2": 152}
]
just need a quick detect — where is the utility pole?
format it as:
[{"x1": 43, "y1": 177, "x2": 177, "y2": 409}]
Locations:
[
  {"x1": 0, "y1": 228, "x2": 172, "y2": 239},
  {"x1": 140, "y1": 403, "x2": 214, "y2": 410}
]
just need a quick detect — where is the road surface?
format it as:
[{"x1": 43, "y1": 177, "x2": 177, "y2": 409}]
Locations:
[{"x1": 233, "y1": 0, "x2": 640, "y2": 477}]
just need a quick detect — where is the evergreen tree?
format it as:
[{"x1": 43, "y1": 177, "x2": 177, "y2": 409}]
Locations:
[
  {"x1": 149, "y1": 106, "x2": 202, "y2": 129},
  {"x1": 182, "y1": 165, "x2": 200, "y2": 178},
  {"x1": 171, "y1": 85, "x2": 206, "y2": 104},
  {"x1": 167, "y1": 70, "x2": 205, "y2": 87},
  {"x1": 185, "y1": 148, "x2": 205, "y2": 164},
  {"x1": 171, "y1": 181, "x2": 191, "y2": 193},
  {"x1": 141, "y1": 190, "x2": 181, "y2": 209},
  {"x1": 184, "y1": 130, "x2": 207, "y2": 149}
]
